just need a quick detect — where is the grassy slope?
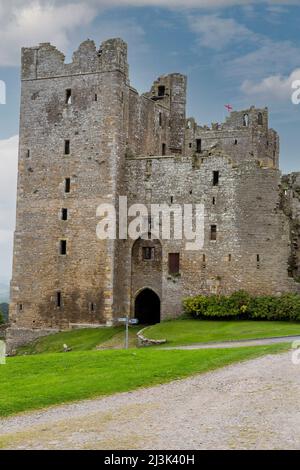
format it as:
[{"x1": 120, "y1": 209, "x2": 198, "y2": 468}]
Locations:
[
  {"x1": 0, "y1": 343, "x2": 289, "y2": 417},
  {"x1": 17, "y1": 326, "x2": 138, "y2": 355},
  {"x1": 145, "y1": 319, "x2": 300, "y2": 346}
]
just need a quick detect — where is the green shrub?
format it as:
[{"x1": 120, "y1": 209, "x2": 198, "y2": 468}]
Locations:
[{"x1": 183, "y1": 291, "x2": 300, "y2": 321}]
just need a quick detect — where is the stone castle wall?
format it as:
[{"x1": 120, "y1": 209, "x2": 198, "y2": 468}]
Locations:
[{"x1": 9, "y1": 37, "x2": 300, "y2": 336}]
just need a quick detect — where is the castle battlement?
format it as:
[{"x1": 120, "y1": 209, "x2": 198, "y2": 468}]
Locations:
[
  {"x1": 21, "y1": 38, "x2": 129, "y2": 81},
  {"x1": 8, "y1": 37, "x2": 299, "y2": 350}
]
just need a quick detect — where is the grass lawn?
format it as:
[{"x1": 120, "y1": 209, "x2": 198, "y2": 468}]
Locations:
[
  {"x1": 144, "y1": 319, "x2": 300, "y2": 346},
  {"x1": 17, "y1": 326, "x2": 139, "y2": 355},
  {"x1": 0, "y1": 343, "x2": 289, "y2": 417}
]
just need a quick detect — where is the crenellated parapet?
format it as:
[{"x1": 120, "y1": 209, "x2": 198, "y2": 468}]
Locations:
[{"x1": 21, "y1": 38, "x2": 129, "y2": 81}]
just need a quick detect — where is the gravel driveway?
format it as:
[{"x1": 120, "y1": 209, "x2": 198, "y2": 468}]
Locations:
[{"x1": 0, "y1": 350, "x2": 299, "y2": 450}]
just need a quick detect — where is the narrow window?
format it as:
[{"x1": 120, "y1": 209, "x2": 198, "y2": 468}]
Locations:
[
  {"x1": 258, "y1": 112, "x2": 263, "y2": 125},
  {"x1": 168, "y1": 253, "x2": 180, "y2": 275},
  {"x1": 61, "y1": 208, "x2": 68, "y2": 221},
  {"x1": 60, "y1": 240, "x2": 67, "y2": 255},
  {"x1": 213, "y1": 171, "x2": 219, "y2": 186},
  {"x1": 143, "y1": 247, "x2": 154, "y2": 260},
  {"x1": 212, "y1": 197, "x2": 216, "y2": 205},
  {"x1": 202, "y1": 254, "x2": 206, "y2": 263},
  {"x1": 56, "y1": 292, "x2": 61, "y2": 308},
  {"x1": 89, "y1": 302, "x2": 95, "y2": 313},
  {"x1": 65, "y1": 89, "x2": 72, "y2": 105},
  {"x1": 210, "y1": 225, "x2": 217, "y2": 241},
  {"x1": 26, "y1": 149, "x2": 30, "y2": 158},
  {"x1": 228, "y1": 254, "x2": 232, "y2": 262},
  {"x1": 257, "y1": 254, "x2": 260, "y2": 263},
  {"x1": 159, "y1": 112, "x2": 162, "y2": 127},
  {"x1": 162, "y1": 143, "x2": 166, "y2": 156},
  {"x1": 196, "y1": 139, "x2": 202, "y2": 153},
  {"x1": 158, "y1": 85, "x2": 165, "y2": 97},
  {"x1": 95, "y1": 93, "x2": 98, "y2": 102},
  {"x1": 64, "y1": 140, "x2": 70, "y2": 155},
  {"x1": 234, "y1": 139, "x2": 238, "y2": 145},
  {"x1": 243, "y1": 114, "x2": 249, "y2": 127},
  {"x1": 19, "y1": 303, "x2": 23, "y2": 312},
  {"x1": 65, "y1": 178, "x2": 71, "y2": 193},
  {"x1": 189, "y1": 143, "x2": 192, "y2": 148}
]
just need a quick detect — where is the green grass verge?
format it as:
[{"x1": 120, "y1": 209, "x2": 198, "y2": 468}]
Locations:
[
  {"x1": 0, "y1": 343, "x2": 289, "y2": 417},
  {"x1": 16, "y1": 326, "x2": 139, "y2": 355},
  {"x1": 145, "y1": 319, "x2": 300, "y2": 346}
]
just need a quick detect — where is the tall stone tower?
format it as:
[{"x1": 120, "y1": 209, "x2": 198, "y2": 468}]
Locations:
[{"x1": 10, "y1": 38, "x2": 129, "y2": 331}]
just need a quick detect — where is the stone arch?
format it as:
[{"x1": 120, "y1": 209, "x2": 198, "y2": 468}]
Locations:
[
  {"x1": 134, "y1": 288, "x2": 161, "y2": 324},
  {"x1": 131, "y1": 237, "x2": 162, "y2": 317}
]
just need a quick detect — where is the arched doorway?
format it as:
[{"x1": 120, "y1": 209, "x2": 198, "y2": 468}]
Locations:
[{"x1": 134, "y1": 289, "x2": 160, "y2": 325}]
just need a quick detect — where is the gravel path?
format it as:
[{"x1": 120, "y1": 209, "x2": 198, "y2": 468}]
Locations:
[
  {"x1": 0, "y1": 350, "x2": 299, "y2": 450},
  {"x1": 162, "y1": 335, "x2": 300, "y2": 350}
]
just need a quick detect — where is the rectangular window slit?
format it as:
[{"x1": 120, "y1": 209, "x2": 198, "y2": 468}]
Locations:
[
  {"x1": 143, "y1": 247, "x2": 154, "y2": 260},
  {"x1": 61, "y1": 208, "x2": 68, "y2": 221},
  {"x1": 66, "y1": 89, "x2": 72, "y2": 105},
  {"x1": 210, "y1": 225, "x2": 217, "y2": 241},
  {"x1": 162, "y1": 143, "x2": 166, "y2": 156},
  {"x1": 64, "y1": 140, "x2": 70, "y2": 155},
  {"x1": 213, "y1": 171, "x2": 219, "y2": 186},
  {"x1": 158, "y1": 86, "x2": 165, "y2": 97},
  {"x1": 196, "y1": 139, "x2": 202, "y2": 153},
  {"x1": 65, "y1": 178, "x2": 71, "y2": 193},
  {"x1": 56, "y1": 292, "x2": 61, "y2": 308},
  {"x1": 60, "y1": 240, "x2": 67, "y2": 255}
]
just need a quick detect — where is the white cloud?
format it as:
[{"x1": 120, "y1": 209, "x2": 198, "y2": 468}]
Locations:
[
  {"x1": 0, "y1": 135, "x2": 18, "y2": 280},
  {"x1": 188, "y1": 14, "x2": 255, "y2": 50},
  {"x1": 0, "y1": 0, "x2": 299, "y2": 66},
  {"x1": 0, "y1": 2, "x2": 96, "y2": 66},
  {"x1": 228, "y1": 40, "x2": 300, "y2": 79},
  {"x1": 241, "y1": 68, "x2": 300, "y2": 101}
]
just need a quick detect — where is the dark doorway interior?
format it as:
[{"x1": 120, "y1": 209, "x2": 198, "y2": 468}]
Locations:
[{"x1": 134, "y1": 289, "x2": 160, "y2": 325}]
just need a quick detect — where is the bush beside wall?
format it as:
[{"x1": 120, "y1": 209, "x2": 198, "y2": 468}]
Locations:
[{"x1": 183, "y1": 291, "x2": 300, "y2": 321}]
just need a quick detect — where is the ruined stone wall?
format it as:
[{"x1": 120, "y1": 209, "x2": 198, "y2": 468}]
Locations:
[
  {"x1": 185, "y1": 106, "x2": 278, "y2": 169},
  {"x1": 123, "y1": 150, "x2": 298, "y2": 320}
]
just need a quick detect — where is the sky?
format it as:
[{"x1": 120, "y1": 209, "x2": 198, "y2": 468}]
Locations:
[{"x1": 0, "y1": 0, "x2": 300, "y2": 285}]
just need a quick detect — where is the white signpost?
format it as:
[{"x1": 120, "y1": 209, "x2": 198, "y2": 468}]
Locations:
[{"x1": 118, "y1": 316, "x2": 139, "y2": 349}]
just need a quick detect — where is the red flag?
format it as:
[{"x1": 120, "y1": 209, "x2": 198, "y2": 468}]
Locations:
[{"x1": 225, "y1": 104, "x2": 233, "y2": 112}]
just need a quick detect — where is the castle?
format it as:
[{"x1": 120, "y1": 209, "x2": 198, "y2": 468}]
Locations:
[{"x1": 7, "y1": 38, "x2": 300, "y2": 349}]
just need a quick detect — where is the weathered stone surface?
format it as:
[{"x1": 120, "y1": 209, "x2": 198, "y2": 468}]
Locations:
[{"x1": 8, "y1": 37, "x2": 300, "y2": 347}]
